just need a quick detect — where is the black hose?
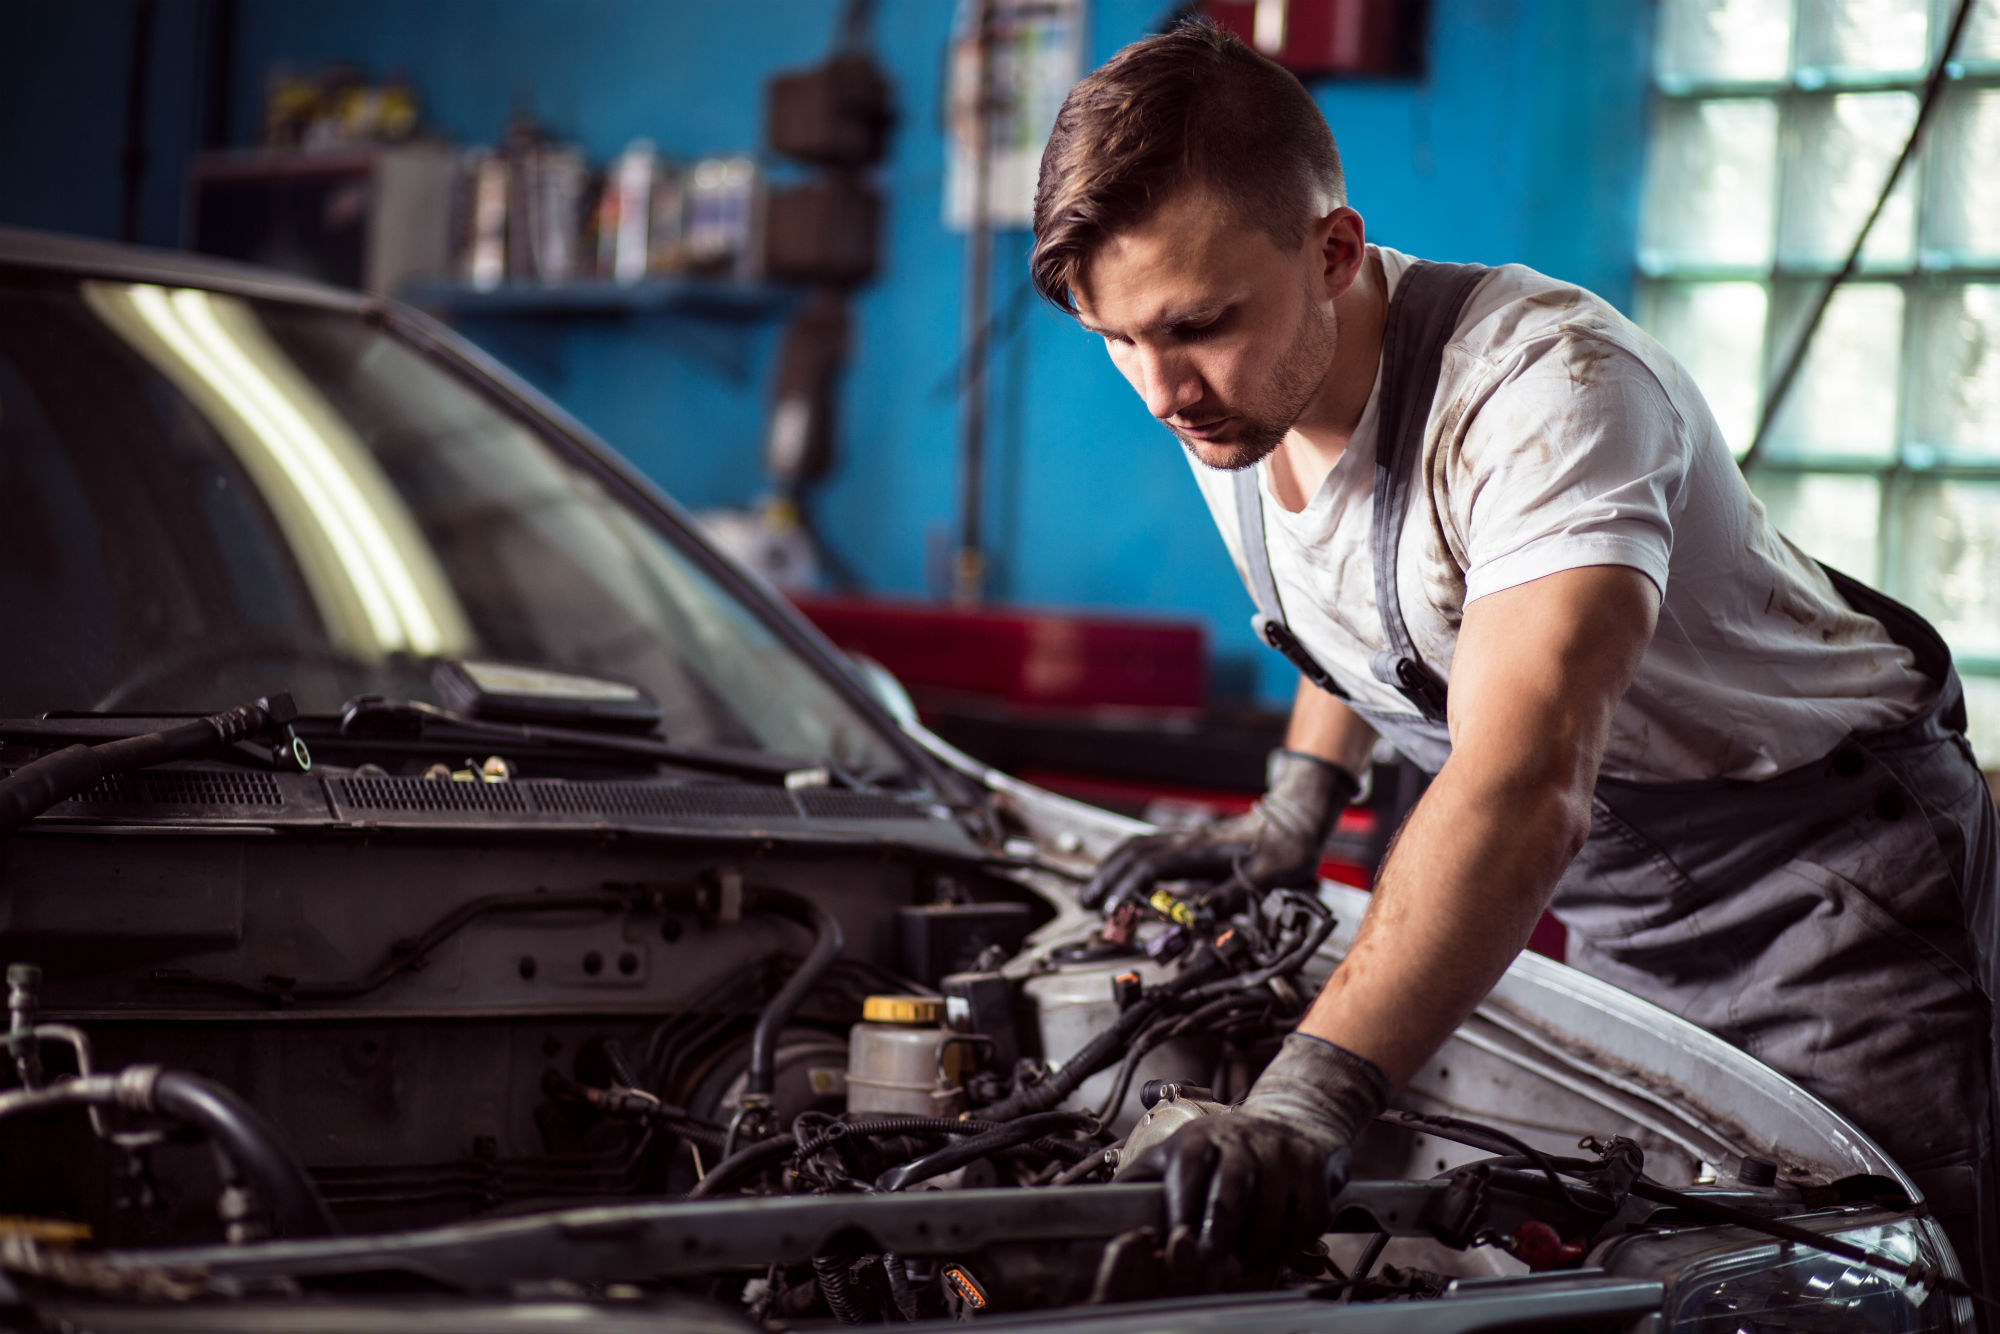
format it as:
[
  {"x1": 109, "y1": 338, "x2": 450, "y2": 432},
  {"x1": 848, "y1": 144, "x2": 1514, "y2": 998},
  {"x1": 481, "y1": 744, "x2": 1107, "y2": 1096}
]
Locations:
[
  {"x1": 813, "y1": 1252, "x2": 871, "y2": 1324},
  {"x1": 882, "y1": 1251, "x2": 920, "y2": 1320},
  {"x1": 0, "y1": 1067, "x2": 332, "y2": 1239},
  {"x1": 792, "y1": 1114, "x2": 999, "y2": 1162},
  {"x1": 976, "y1": 992, "x2": 1179, "y2": 1122},
  {"x1": 1020, "y1": 1134, "x2": 1096, "y2": 1162},
  {"x1": 1383, "y1": 1109, "x2": 1616, "y2": 1220},
  {"x1": 1342, "y1": 1232, "x2": 1389, "y2": 1301},
  {"x1": 746, "y1": 887, "x2": 844, "y2": 1099},
  {"x1": 686, "y1": 1133, "x2": 801, "y2": 1197},
  {"x1": 875, "y1": 1110, "x2": 1095, "y2": 1191},
  {"x1": 151, "y1": 1071, "x2": 334, "y2": 1238},
  {"x1": 1186, "y1": 909, "x2": 1336, "y2": 1001},
  {"x1": 0, "y1": 695, "x2": 294, "y2": 835}
]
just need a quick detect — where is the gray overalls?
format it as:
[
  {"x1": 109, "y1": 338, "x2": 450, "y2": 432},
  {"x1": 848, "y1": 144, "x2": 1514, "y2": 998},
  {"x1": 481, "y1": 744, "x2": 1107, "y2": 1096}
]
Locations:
[{"x1": 1230, "y1": 260, "x2": 1999, "y2": 1290}]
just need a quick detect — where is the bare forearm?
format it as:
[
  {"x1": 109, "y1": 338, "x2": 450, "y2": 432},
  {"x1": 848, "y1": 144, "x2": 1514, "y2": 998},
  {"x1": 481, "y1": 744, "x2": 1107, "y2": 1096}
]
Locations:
[
  {"x1": 1297, "y1": 757, "x2": 1591, "y2": 1085},
  {"x1": 1284, "y1": 679, "x2": 1375, "y2": 775},
  {"x1": 1291, "y1": 566, "x2": 1656, "y2": 1085}
]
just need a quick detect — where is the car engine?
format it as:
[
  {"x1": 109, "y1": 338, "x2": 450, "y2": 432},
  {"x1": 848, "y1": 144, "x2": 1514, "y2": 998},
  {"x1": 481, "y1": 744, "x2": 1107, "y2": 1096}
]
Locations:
[{"x1": 0, "y1": 747, "x2": 1975, "y2": 1332}]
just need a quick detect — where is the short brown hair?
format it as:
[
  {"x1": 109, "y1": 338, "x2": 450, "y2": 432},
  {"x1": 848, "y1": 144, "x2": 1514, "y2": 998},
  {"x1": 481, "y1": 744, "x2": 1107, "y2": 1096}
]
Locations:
[{"x1": 1030, "y1": 19, "x2": 1345, "y2": 312}]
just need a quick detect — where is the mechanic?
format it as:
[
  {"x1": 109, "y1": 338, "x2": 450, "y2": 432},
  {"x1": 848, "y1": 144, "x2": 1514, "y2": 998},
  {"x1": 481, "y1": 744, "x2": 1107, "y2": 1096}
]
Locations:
[{"x1": 1031, "y1": 20, "x2": 1999, "y2": 1292}]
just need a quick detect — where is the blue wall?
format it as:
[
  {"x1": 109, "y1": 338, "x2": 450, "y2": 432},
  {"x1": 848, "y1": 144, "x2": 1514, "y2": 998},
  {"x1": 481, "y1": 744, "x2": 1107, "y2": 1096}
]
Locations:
[{"x1": 0, "y1": 0, "x2": 1652, "y2": 704}]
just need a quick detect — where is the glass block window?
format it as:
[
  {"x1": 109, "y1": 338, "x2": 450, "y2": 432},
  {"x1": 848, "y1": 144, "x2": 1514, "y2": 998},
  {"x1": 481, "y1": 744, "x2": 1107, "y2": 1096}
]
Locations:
[{"x1": 1639, "y1": 0, "x2": 2000, "y2": 761}]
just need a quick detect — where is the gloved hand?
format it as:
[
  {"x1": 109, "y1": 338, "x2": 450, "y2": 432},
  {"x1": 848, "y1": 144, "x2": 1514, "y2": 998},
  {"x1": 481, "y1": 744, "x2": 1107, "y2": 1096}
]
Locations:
[
  {"x1": 1129, "y1": 1033, "x2": 1390, "y2": 1265},
  {"x1": 1081, "y1": 749, "x2": 1360, "y2": 912}
]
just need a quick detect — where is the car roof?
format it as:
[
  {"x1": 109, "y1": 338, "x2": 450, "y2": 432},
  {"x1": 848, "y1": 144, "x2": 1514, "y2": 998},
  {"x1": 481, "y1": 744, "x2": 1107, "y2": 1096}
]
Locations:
[{"x1": 0, "y1": 225, "x2": 367, "y2": 310}]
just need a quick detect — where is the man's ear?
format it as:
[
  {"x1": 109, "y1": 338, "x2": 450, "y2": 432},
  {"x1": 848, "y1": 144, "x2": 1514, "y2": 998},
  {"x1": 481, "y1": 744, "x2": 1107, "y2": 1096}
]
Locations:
[{"x1": 1316, "y1": 206, "x2": 1367, "y2": 300}]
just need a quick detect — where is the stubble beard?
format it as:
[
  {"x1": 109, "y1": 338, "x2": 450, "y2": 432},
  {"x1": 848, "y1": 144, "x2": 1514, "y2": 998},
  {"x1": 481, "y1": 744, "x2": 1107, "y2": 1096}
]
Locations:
[{"x1": 1174, "y1": 298, "x2": 1340, "y2": 473}]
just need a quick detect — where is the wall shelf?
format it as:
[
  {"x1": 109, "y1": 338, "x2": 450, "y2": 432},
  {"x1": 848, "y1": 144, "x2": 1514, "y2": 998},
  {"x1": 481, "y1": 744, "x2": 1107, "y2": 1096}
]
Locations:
[{"x1": 398, "y1": 276, "x2": 795, "y2": 320}]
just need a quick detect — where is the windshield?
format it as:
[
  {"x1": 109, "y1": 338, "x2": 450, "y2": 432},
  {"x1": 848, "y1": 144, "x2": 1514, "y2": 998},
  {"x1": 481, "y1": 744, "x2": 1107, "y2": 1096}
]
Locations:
[{"x1": 0, "y1": 273, "x2": 906, "y2": 779}]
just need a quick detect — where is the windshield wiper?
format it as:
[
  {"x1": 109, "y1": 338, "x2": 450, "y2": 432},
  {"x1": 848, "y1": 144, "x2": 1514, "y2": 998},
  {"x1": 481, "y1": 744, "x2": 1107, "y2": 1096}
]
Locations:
[
  {"x1": 323, "y1": 695, "x2": 861, "y2": 789},
  {"x1": 0, "y1": 693, "x2": 307, "y2": 835}
]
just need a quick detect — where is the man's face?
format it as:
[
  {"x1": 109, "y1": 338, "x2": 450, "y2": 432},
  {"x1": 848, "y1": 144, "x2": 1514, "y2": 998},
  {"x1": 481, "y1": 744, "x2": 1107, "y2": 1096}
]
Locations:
[{"x1": 1072, "y1": 186, "x2": 1336, "y2": 471}]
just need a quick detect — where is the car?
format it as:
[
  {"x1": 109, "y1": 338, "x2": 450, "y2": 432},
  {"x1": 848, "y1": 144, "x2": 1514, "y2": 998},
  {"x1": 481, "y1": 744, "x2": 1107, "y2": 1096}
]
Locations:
[{"x1": 0, "y1": 225, "x2": 1975, "y2": 1333}]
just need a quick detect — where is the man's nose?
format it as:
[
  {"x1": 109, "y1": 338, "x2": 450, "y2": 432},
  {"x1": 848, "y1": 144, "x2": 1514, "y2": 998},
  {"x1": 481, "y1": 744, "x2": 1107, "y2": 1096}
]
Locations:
[{"x1": 1136, "y1": 347, "x2": 1201, "y2": 421}]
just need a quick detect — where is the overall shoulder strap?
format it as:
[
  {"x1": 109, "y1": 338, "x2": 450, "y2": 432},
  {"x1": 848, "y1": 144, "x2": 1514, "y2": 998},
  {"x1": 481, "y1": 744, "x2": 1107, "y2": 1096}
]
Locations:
[
  {"x1": 1232, "y1": 466, "x2": 1350, "y2": 700},
  {"x1": 1366, "y1": 259, "x2": 1491, "y2": 723}
]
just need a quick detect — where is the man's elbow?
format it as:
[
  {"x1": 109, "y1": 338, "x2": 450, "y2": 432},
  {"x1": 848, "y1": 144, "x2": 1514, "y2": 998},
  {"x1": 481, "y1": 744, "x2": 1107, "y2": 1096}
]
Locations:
[
  {"x1": 1481, "y1": 765, "x2": 1589, "y2": 858},
  {"x1": 1548, "y1": 783, "x2": 1594, "y2": 861},
  {"x1": 1458, "y1": 746, "x2": 1598, "y2": 863}
]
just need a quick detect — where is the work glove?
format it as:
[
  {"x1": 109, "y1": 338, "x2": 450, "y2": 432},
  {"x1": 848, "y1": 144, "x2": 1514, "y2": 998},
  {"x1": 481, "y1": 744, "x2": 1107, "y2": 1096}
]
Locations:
[
  {"x1": 1081, "y1": 749, "x2": 1360, "y2": 913},
  {"x1": 1129, "y1": 1032, "x2": 1390, "y2": 1265}
]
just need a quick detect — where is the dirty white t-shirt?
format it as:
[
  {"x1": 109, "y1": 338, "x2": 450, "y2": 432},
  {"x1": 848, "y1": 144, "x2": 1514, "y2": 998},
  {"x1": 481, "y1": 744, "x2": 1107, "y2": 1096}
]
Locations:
[{"x1": 1188, "y1": 246, "x2": 1929, "y2": 782}]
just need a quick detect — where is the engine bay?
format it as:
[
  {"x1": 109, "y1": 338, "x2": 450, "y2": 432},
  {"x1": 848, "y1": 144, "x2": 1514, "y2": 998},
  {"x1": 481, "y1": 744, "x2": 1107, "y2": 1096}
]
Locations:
[{"x1": 0, "y1": 767, "x2": 1971, "y2": 1331}]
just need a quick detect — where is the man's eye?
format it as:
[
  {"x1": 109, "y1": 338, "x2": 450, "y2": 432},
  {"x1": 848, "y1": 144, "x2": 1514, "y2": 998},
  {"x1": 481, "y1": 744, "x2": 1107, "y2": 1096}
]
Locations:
[{"x1": 1174, "y1": 316, "x2": 1223, "y2": 340}]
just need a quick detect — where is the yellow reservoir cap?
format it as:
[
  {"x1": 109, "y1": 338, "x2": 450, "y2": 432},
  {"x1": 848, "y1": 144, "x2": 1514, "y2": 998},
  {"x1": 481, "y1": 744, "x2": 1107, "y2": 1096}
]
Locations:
[{"x1": 863, "y1": 994, "x2": 943, "y2": 1024}]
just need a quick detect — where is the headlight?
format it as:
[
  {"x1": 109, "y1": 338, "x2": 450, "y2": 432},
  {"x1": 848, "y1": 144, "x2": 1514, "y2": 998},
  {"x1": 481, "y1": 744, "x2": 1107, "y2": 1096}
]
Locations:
[{"x1": 1666, "y1": 1218, "x2": 1968, "y2": 1333}]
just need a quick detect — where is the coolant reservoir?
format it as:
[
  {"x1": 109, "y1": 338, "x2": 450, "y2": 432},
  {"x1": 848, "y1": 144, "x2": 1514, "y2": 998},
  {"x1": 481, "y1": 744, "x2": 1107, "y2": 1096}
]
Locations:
[{"x1": 847, "y1": 994, "x2": 965, "y2": 1116}]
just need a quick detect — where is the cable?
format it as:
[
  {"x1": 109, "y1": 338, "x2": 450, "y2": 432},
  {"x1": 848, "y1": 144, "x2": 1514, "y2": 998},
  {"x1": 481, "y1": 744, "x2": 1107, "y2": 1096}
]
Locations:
[
  {"x1": 875, "y1": 1111, "x2": 1097, "y2": 1191},
  {"x1": 1740, "y1": 0, "x2": 1977, "y2": 468},
  {"x1": 1383, "y1": 1108, "x2": 1617, "y2": 1219},
  {"x1": 1185, "y1": 905, "x2": 1335, "y2": 1001},
  {"x1": 813, "y1": 1251, "x2": 872, "y2": 1324},
  {"x1": 1088, "y1": 993, "x2": 1271, "y2": 1127},
  {"x1": 976, "y1": 988, "x2": 1190, "y2": 1122},
  {"x1": 882, "y1": 1250, "x2": 921, "y2": 1320},
  {"x1": 791, "y1": 1115, "x2": 1000, "y2": 1163},
  {"x1": 686, "y1": 1134, "x2": 801, "y2": 1198},
  {"x1": 1389, "y1": 1107, "x2": 1992, "y2": 1316},
  {"x1": 1346, "y1": 1232, "x2": 1389, "y2": 1296}
]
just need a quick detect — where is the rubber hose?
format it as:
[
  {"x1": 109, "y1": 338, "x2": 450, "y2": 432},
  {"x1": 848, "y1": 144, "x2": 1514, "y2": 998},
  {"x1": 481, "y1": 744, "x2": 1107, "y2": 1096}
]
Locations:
[
  {"x1": 876, "y1": 1110, "x2": 1096, "y2": 1191},
  {"x1": 813, "y1": 1252, "x2": 871, "y2": 1325},
  {"x1": 1024, "y1": 1134, "x2": 1096, "y2": 1162},
  {"x1": 655, "y1": 1115, "x2": 730, "y2": 1151},
  {"x1": 791, "y1": 1115, "x2": 1001, "y2": 1161},
  {"x1": 746, "y1": 887, "x2": 843, "y2": 1099},
  {"x1": 0, "y1": 699, "x2": 282, "y2": 835},
  {"x1": 685, "y1": 1133, "x2": 800, "y2": 1198},
  {"x1": 151, "y1": 1070, "x2": 334, "y2": 1238},
  {"x1": 975, "y1": 995, "x2": 1174, "y2": 1122}
]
